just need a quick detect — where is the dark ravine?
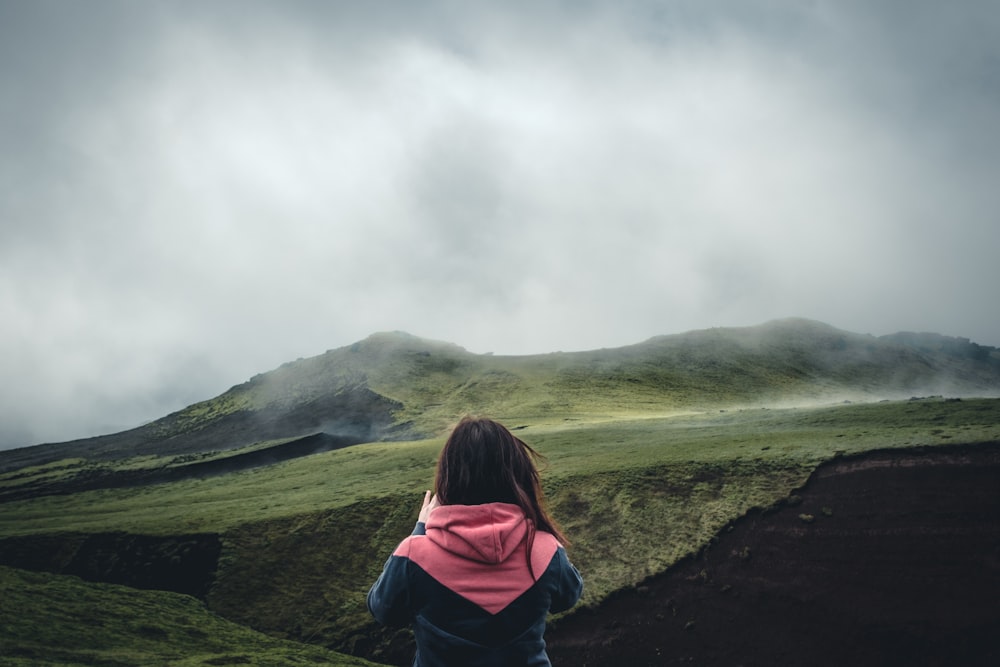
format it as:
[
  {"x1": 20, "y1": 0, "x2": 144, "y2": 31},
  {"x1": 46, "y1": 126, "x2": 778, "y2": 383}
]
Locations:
[
  {"x1": 544, "y1": 443, "x2": 1000, "y2": 667},
  {"x1": 0, "y1": 532, "x2": 221, "y2": 599}
]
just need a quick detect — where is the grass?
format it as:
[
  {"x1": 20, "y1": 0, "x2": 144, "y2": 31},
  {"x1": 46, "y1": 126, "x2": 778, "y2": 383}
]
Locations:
[
  {"x1": 120, "y1": 319, "x2": 1000, "y2": 450},
  {"x1": 0, "y1": 565, "x2": 384, "y2": 666},
  {"x1": 0, "y1": 436, "x2": 318, "y2": 500},
  {"x1": 3, "y1": 321, "x2": 999, "y2": 659},
  {"x1": 0, "y1": 437, "x2": 441, "y2": 536},
  {"x1": 9, "y1": 320, "x2": 993, "y2": 477},
  {"x1": 2, "y1": 397, "x2": 998, "y2": 656},
  {"x1": 1, "y1": 398, "x2": 997, "y2": 539}
]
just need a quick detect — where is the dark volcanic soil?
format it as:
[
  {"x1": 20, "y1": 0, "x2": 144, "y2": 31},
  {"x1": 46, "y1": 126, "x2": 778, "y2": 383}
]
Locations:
[{"x1": 545, "y1": 443, "x2": 1000, "y2": 667}]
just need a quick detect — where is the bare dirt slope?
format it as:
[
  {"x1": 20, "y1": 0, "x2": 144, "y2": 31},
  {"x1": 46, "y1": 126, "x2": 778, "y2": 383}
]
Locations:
[{"x1": 545, "y1": 443, "x2": 1000, "y2": 667}]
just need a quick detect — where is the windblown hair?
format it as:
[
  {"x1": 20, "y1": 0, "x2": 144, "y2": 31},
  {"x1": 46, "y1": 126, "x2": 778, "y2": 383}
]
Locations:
[{"x1": 434, "y1": 416, "x2": 568, "y2": 549}]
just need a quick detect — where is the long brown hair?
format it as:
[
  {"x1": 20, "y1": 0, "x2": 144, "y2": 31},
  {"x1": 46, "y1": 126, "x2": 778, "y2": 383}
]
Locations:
[{"x1": 434, "y1": 416, "x2": 568, "y2": 549}]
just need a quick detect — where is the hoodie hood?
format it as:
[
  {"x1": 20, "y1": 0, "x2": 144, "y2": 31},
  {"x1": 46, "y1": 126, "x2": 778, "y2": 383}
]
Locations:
[
  {"x1": 425, "y1": 502, "x2": 528, "y2": 565},
  {"x1": 391, "y1": 501, "x2": 565, "y2": 615}
]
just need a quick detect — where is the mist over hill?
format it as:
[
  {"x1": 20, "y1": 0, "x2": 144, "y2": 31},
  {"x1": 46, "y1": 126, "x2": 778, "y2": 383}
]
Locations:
[
  {"x1": 2, "y1": 319, "x2": 999, "y2": 665},
  {"x1": 3, "y1": 318, "x2": 999, "y2": 474}
]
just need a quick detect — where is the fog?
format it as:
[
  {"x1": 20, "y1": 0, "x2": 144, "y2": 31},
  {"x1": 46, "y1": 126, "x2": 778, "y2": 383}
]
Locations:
[{"x1": 2, "y1": 1, "x2": 999, "y2": 448}]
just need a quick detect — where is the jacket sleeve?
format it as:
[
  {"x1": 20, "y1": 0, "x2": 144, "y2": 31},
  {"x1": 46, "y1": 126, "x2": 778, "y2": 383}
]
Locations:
[
  {"x1": 367, "y1": 549, "x2": 413, "y2": 626},
  {"x1": 549, "y1": 546, "x2": 584, "y2": 613},
  {"x1": 366, "y1": 523, "x2": 426, "y2": 625}
]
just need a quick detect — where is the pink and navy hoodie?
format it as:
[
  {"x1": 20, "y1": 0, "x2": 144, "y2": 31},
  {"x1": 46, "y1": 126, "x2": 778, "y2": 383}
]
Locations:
[{"x1": 367, "y1": 502, "x2": 583, "y2": 666}]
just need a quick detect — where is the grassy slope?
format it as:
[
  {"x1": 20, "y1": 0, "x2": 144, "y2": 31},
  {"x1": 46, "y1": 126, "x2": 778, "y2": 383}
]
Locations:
[
  {"x1": 345, "y1": 321, "x2": 1000, "y2": 437},
  {"x1": 2, "y1": 399, "x2": 998, "y2": 653},
  {"x1": 4, "y1": 319, "x2": 997, "y2": 475},
  {"x1": 2, "y1": 319, "x2": 999, "y2": 657},
  {"x1": 0, "y1": 565, "x2": 383, "y2": 666},
  {"x1": 3, "y1": 399, "x2": 996, "y2": 538}
]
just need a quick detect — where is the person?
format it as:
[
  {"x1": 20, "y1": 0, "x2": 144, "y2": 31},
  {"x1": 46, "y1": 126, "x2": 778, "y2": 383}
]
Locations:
[{"x1": 368, "y1": 416, "x2": 583, "y2": 666}]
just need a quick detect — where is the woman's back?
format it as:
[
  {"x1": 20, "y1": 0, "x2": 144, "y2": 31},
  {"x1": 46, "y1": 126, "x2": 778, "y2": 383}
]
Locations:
[
  {"x1": 368, "y1": 501, "x2": 582, "y2": 666},
  {"x1": 367, "y1": 416, "x2": 583, "y2": 666}
]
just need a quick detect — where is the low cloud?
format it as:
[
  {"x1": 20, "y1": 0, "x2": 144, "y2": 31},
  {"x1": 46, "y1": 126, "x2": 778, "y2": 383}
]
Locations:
[{"x1": 2, "y1": 1, "x2": 998, "y2": 448}]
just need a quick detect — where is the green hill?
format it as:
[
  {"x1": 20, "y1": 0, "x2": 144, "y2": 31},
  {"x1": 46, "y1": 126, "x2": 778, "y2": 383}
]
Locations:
[
  {"x1": 0, "y1": 565, "x2": 382, "y2": 666},
  {"x1": 1, "y1": 318, "x2": 998, "y2": 664},
  {"x1": 3, "y1": 318, "x2": 998, "y2": 475}
]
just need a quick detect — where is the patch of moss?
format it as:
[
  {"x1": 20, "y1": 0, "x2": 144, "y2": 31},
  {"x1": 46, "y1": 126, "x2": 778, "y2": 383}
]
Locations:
[{"x1": 0, "y1": 565, "x2": 383, "y2": 666}]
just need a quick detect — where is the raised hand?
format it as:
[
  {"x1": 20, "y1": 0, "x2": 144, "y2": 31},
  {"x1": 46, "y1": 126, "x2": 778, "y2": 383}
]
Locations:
[{"x1": 418, "y1": 490, "x2": 441, "y2": 523}]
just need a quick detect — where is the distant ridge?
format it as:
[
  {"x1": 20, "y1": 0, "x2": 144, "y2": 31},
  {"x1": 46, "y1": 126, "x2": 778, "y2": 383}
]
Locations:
[{"x1": 2, "y1": 318, "x2": 998, "y2": 472}]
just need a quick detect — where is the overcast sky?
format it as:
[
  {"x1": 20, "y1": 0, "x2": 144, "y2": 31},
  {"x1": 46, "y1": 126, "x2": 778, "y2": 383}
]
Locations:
[{"x1": 2, "y1": 1, "x2": 999, "y2": 449}]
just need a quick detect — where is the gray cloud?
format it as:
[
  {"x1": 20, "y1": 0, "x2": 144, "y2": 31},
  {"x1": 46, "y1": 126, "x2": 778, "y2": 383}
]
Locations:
[{"x1": 2, "y1": 0, "x2": 999, "y2": 448}]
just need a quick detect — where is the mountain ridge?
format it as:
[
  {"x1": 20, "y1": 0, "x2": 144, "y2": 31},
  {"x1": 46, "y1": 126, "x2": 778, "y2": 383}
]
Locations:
[{"x1": 2, "y1": 317, "x2": 998, "y2": 473}]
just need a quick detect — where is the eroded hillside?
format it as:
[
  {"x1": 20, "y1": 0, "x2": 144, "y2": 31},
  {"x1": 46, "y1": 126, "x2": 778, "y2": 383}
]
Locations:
[{"x1": 545, "y1": 443, "x2": 1000, "y2": 667}]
